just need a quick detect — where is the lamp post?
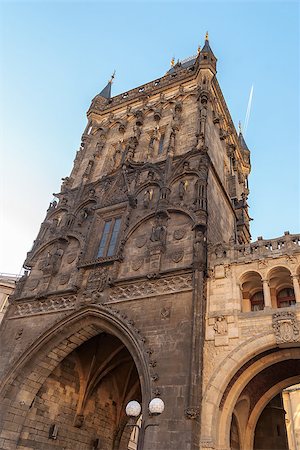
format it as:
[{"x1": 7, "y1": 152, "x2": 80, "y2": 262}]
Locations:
[{"x1": 125, "y1": 398, "x2": 165, "y2": 450}]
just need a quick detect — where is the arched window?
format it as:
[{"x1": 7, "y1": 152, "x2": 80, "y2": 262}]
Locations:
[
  {"x1": 250, "y1": 291, "x2": 264, "y2": 311},
  {"x1": 277, "y1": 288, "x2": 296, "y2": 308}
]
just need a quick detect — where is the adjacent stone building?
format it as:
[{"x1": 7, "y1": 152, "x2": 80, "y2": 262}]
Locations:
[{"x1": 0, "y1": 35, "x2": 299, "y2": 450}]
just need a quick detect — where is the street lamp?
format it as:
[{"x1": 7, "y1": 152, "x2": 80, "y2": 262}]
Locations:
[{"x1": 125, "y1": 398, "x2": 165, "y2": 450}]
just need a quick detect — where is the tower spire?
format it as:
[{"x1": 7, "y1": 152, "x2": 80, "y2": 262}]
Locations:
[
  {"x1": 199, "y1": 31, "x2": 217, "y2": 73},
  {"x1": 98, "y1": 71, "x2": 116, "y2": 99}
]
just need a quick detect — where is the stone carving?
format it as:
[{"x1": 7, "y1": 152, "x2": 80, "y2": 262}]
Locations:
[
  {"x1": 66, "y1": 252, "x2": 78, "y2": 264},
  {"x1": 150, "y1": 217, "x2": 167, "y2": 246},
  {"x1": 151, "y1": 373, "x2": 159, "y2": 382},
  {"x1": 143, "y1": 189, "x2": 153, "y2": 208},
  {"x1": 59, "y1": 273, "x2": 70, "y2": 285},
  {"x1": 10, "y1": 296, "x2": 77, "y2": 318},
  {"x1": 15, "y1": 328, "x2": 23, "y2": 340},
  {"x1": 170, "y1": 248, "x2": 184, "y2": 263},
  {"x1": 27, "y1": 278, "x2": 40, "y2": 291},
  {"x1": 131, "y1": 258, "x2": 144, "y2": 271},
  {"x1": 160, "y1": 306, "x2": 171, "y2": 320},
  {"x1": 41, "y1": 246, "x2": 64, "y2": 276},
  {"x1": 213, "y1": 316, "x2": 228, "y2": 335},
  {"x1": 135, "y1": 235, "x2": 147, "y2": 248},
  {"x1": 108, "y1": 274, "x2": 192, "y2": 302},
  {"x1": 74, "y1": 414, "x2": 84, "y2": 428},
  {"x1": 200, "y1": 439, "x2": 215, "y2": 448},
  {"x1": 173, "y1": 229, "x2": 186, "y2": 240},
  {"x1": 184, "y1": 407, "x2": 200, "y2": 419},
  {"x1": 86, "y1": 268, "x2": 109, "y2": 292},
  {"x1": 272, "y1": 311, "x2": 300, "y2": 344},
  {"x1": 193, "y1": 229, "x2": 206, "y2": 268},
  {"x1": 152, "y1": 388, "x2": 161, "y2": 397},
  {"x1": 179, "y1": 180, "x2": 188, "y2": 200}
]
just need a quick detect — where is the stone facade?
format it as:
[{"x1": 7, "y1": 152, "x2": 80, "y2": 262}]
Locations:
[
  {"x1": 0, "y1": 36, "x2": 299, "y2": 450},
  {"x1": 0, "y1": 274, "x2": 18, "y2": 323}
]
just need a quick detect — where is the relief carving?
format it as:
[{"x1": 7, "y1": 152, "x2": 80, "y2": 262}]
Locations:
[
  {"x1": 173, "y1": 229, "x2": 186, "y2": 240},
  {"x1": 213, "y1": 316, "x2": 228, "y2": 335},
  {"x1": 108, "y1": 274, "x2": 192, "y2": 302},
  {"x1": 272, "y1": 311, "x2": 300, "y2": 344},
  {"x1": 160, "y1": 306, "x2": 171, "y2": 320},
  {"x1": 10, "y1": 295, "x2": 77, "y2": 318},
  {"x1": 86, "y1": 267, "x2": 109, "y2": 292},
  {"x1": 135, "y1": 235, "x2": 147, "y2": 248},
  {"x1": 131, "y1": 258, "x2": 144, "y2": 271},
  {"x1": 184, "y1": 407, "x2": 200, "y2": 420},
  {"x1": 169, "y1": 248, "x2": 184, "y2": 263}
]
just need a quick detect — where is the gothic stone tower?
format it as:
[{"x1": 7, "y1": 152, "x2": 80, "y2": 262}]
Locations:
[{"x1": 0, "y1": 36, "x2": 251, "y2": 450}]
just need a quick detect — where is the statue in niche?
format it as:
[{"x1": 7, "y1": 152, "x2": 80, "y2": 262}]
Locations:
[
  {"x1": 143, "y1": 189, "x2": 153, "y2": 208},
  {"x1": 168, "y1": 129, "x2": 176, "y2": 154},
  {"x1": 193, "y1": 228, "x2": 206, "y2": 267},
  {"x1": 83, "y1": 159, "x2": 94, "y2": 178},
  {"x1": 147, "y1": 127, "x2": 158, "y2": 159},
  {"x1": 113, "y1": 143, "x2": 123, "y2": 170},
  {"x1": 126, "y1": 136, "x2": 138, "y2": 161},
  {"x1": 172, "y1": 102, "x2": 182, "y2": 131},
  {"x1": 150, "y1": 216, "x2": 167, "y2": 245},
  {"x1": 42, "y1": 245, "x2": 64, "y2": 276},
  {"x1": 179, "y1": 180, "x2": 188, "y2": 200}
]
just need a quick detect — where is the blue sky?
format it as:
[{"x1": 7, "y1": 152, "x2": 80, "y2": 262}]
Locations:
[{"x1": 0, "y1": 0, "x2": 299, "y2": 274}]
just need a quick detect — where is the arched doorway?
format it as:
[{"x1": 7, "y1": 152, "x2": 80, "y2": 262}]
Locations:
[
  {"x1": 227, "y1": 349, "x2": 300, "y2": 450},
  {"x1": 201, "y1": 335, "x2": 300, "y2": 450},
  {"x1": 17, "y1": 333, "x2": 141, "y2": 450},
  {"x1": 0, "y1": 307, "x2": 150, "y2": 450}
]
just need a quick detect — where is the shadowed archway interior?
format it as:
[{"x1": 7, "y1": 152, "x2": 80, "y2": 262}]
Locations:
[{"x1": 17, "y1": 333, "x2": 141, "y2": 450}]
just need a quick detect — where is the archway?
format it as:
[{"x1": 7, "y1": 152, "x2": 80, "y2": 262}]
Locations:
[
  {"x1": 201, "y1": 334, "x2": 300, "y2": 450},
  {"x1": 0, "y1": 307, "x2": 151, "y2": 450},
  {"x1": 18, "y1": 332, "x2": 141, "y2": 449},
  {"x1": 225, "y1": 349, "x2": 300, "y2": 450}
]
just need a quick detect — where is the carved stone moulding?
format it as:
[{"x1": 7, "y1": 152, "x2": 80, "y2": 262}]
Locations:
[
  {"x1": 8, "y1": 295, "x2": 77, "y2": 319},
  {"x1": 108, "y1": 273, "x2": 193, "y2": 302}
]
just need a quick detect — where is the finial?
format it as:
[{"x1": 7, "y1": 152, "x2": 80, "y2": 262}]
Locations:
[
  {"x1": 205, "y1": 31, "x2": 209, "y2": 41},
  {"x1": 171, "y1": 56, "x2": 175, "y2": 67},
  {"x1": 238, "y1": 121, "x2": 242, "y2": 133},
  {"x1": 197, "y1": 45, "x2": 201, "y2": 55},
  {"x1": 109, "y1": 70, "x2": 116, "y2": 83}
]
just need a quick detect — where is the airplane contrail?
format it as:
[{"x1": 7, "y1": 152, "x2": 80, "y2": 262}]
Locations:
[{"x1": 244, "y1": 84, "x2": 254, "y2": 136}]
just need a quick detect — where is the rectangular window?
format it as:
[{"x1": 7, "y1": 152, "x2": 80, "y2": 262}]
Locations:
[
  {"x1": 158, "y1": 134, "x2": 165, "y2": 154},
  {"x1": 97, "y1": 217, "x2": 121, "y2": 258}
]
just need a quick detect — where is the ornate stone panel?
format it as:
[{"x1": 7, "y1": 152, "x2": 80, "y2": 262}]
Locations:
[
  {"x1": 272, "y1": 311, "x2": 300, "y2": 344},
  {"x1": 108, "y1": 273, "x2": 193, "y2": 302}
]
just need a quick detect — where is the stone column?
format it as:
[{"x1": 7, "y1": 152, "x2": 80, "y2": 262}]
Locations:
[
  {"x1": 291, "y1": 274, "x2": 300, "y2": 303},
  {"x1": 262, "y1": 279, "x2": 272, "y2": 309}
]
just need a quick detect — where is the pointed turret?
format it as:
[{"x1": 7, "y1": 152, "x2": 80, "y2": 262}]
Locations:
[
  {"x1": 238, "y1": 122, "x2": 251, "y2": 166},
  {"x1": 199, "y1": 32, "x2": 217, "y2": 73},
  {"x1": 98, "y1": 71, "x2": 115, "y2": 99},
  {"x1": 98, "y1": 80, "x2": 112, "y2": 99},
  {"x1": 88, "y1": 72, "x2": 115, "y2": 113}
]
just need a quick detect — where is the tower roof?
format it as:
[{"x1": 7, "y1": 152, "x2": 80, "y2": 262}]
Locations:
[
  {"x1": 98, "y1": 81, "x2": 112, "y2": 99},
  {"x1": 238, "y1": 130, "x2": 250, "y2": 151},
  {"x1": 98, "y1": 71, "x2": 115, "y2": 99},
  {"x1": 201, "y1": 32, "x2": 216, "y2": 59}
]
